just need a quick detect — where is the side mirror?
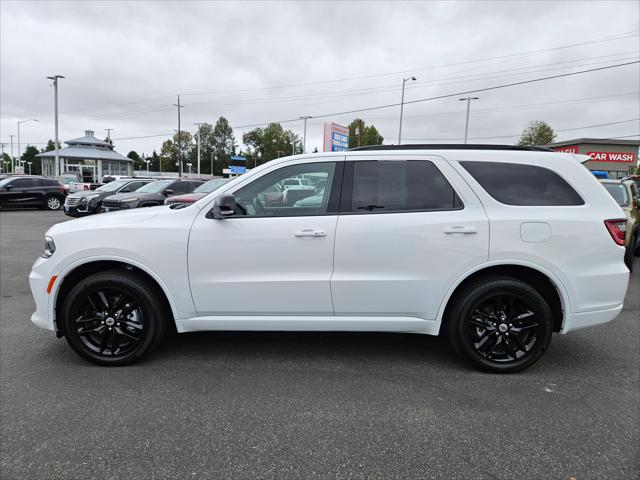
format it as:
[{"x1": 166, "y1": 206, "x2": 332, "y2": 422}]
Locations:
[
  {"x1": 164, "y1": 189, "x2": 174, "y2": 196},
  {"x1": 5, "y1": 184, "x2": 13, "y2": 191},
  {"x1": 209, "y1": 193, "x2": 238, "y2": 219}
]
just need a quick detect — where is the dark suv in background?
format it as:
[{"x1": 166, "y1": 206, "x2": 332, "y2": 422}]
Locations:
[
  {"x1": 64, "y1": 178, "x2": 154, "y2": 217},
  {"x1": 101, "y1": 179, "x2": 203, "y2": 211},
  {"x1": 0, "y1": 176, "x2": 66, "y2": 210}
]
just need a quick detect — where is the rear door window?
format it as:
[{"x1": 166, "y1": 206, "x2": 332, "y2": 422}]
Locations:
[
  {"x1": 171, "y1": 182, "x2": 192, "y2": 194},
  {"x1": 346, "y1": 160, "x2": 462, "y2": 213},
  {"x1": 460, "y1": 161, "x2": 584, "y2": 206},
  {"x1": 11, "y1": 178, "x2": 35, "y2": 188}
]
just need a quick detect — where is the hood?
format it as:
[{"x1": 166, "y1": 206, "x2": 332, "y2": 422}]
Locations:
[
  {"x1": 168, "y1": 192, "x2": 208, "y2": 202},
  {"x1": 104, "y1": 192, "x2": 162, "y2": 202},
  {"x1": 68, "y1": 190, "x2": 108, "y2": 199},
  {"x1": 49, "y1": 207, "x2": 162, "y2": 235}
]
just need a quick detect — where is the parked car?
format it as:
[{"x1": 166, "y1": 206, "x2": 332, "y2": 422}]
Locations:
[
  {"x1": 0, "y1": 175, "x2": 66, "y2": 210},
  {"x1": 100, "y1": 179, "x2": 203, "y2": 212},
  {"x1": 165, "y1": 178, "x2": 230, "y2": 206},
  {"x1": 64, "y1": 178, "x2": 155, "y2": 217},
  {"x1": 600, "y1": 179, "x2": 640, "y2": 270},
  {"x1": 30, "y1": 145, "x2": 630, "y2": 372},
  {"x1": 55, "y1": 173, "x2": 100, "y2": 193}
]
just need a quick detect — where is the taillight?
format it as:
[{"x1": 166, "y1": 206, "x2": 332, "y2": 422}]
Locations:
[{"x1": 604, "y1": 219, "x2": 627, "y2": 246}]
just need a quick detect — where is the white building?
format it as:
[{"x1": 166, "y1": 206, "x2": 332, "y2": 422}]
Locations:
[{"x1": 36, "y1": 130, "x2": 133, "y2": 181}]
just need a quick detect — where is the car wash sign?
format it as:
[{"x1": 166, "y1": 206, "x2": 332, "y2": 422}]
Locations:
[
  {"x1": 586, "y1": 151, "x2": 636, "y2": 163},
  {"x1": 323, "y1": 123, "x2": 349, "y2": 152},
  {"x1": 552, "y1": 146, "x2": 579, "y2": 154}
]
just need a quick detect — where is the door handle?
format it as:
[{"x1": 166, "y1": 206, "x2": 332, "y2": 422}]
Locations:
[
  {"x1": 294, "y1": 229, "x2": 327, "y2": 237},
  {"x1": 444, "y1": 226, "x2": 477, "y2": 235}
]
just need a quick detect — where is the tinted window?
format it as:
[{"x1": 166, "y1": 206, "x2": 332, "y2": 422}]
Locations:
[
  {"x1": 171, "y1": 182, "x2": 192, "y2": 194},
  {"x1": 460, "y1": 161, "x2": 584, "y2": 206},
  {"x1": 349, "y1": 160, "x2": 461, "y2": 213},
  {"x1": 11, "y1": 178, "x2": 35, "y2": 188}
]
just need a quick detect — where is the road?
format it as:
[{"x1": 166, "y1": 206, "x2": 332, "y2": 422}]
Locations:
[{"x1": 1, "y1": 210, "x2": 638, "y2": 480}]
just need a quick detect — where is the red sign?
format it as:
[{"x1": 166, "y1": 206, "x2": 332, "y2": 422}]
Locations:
[
  {"x1": 552, "y1": 146, "x2": 578, "y2": 154},
  {"x1": 586, "y1": 151, "x2": 636, "y2": 163}
]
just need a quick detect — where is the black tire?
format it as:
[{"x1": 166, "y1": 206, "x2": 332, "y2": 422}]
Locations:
[
  {"x1": 44, "y1": 194, "x2": 63, "y2": 210},
  {"x1": 445, "y1": 276, "x2": 553, "y2": 373},
  {"x1": 624, "y1": 233, "x2": 635, "y2": 271},
  {"x1": 60, "y1": 271, "x2": 168, "y2": 366}
]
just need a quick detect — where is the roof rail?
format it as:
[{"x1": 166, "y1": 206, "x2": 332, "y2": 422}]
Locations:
[{"x1": 349, "y1": 144, "x2": 554, "y2": 152}]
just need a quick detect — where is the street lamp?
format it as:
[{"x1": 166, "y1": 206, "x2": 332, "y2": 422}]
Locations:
[
  {"x1": 194, "y1": 122, "x2": 204, "y2": 176},
  {"x1": 299, "y1": 116, "x2": 311, "y2": 153},
  {"x1": 459, "y1": 97, "x2": 479, "y2": 144},
  {"x1": 186, "y1": 162, "x2": 192, "y2": 174},
  {"x1": 27, "y1": 161, "x2": 33, "y2": 175},
  {"x1": 355, "y1": 125, "x2": 361, "y2": 148},
  {"x1": 17, "y1": 119, "x2": 38, "y2": 169},
  {"x1": 398, "y1": 76, "x2": 417, "y2": 145},
  {"x1": 46, "y1": 75, "x2": 65, "y2": 176}
]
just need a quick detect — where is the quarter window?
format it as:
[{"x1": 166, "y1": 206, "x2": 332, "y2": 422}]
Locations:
[
  {"x1": 349, "y1": 160, "x2": 462, "y2": 213},
  {"x1": 460, "y1": 161, "x2": 584, "y2": 206},
  {"x1": 234, "y1": 162, "x2": 336, "y2": 217}
]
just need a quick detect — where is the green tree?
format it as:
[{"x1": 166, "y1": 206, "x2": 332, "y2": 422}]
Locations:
[
  {"x1": 1, "y1": 152, "x2": 12, "y2": 173},
  {"x1": 160, "y1": 131, "x2": 193, "y2": 173},
  {"x1": 20, "y1": 145, "x2": 41, "y2": 175},
  {"x1": 348, "y1": 118, "x2": 384, "y2": 148},
  {"x1": 242, "y1": 123, "x2": 302, "y2": 167},
  {"x1": 42, "y1": 139, "x2": 56, "y2": 152},
  {"x1": 517, "y1": 121, "x2": 556, "y2": 146},
  {"x1": 127, "y1": 150, "x2": 141, "y2": 170}
]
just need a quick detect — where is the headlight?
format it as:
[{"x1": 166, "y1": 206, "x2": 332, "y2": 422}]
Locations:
[
  {"x1": 120, "y1": 197, "x2": 138, "y2": 203},
  {"x1": 42, "y1": 235, "x2": 56, "y2": 258}
]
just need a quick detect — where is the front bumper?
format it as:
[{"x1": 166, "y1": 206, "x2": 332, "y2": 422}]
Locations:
[
  {"x1": 63, "y1": 203, "x2": 95, "y2": 217},
  {"x1": 29, "y1": 257, "x2": 56, "y2": 331},
  {"x1": 100, "y1": 203, "x2": 134, "y2": 212}
]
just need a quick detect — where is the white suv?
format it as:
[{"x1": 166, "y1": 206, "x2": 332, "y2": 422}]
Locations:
[{"x1": 29, "y1": 145, "x2": 630, "y2": 372}]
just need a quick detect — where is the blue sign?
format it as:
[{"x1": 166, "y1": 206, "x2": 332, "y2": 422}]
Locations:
[
  {"x1": 230, "y1": 156, "x2": 246, "y2": 162},
  {"x1": 331, "y1": 131, "x2": 349, "y2": 151},
  {"x1": 230, "y1": 165, "x2": 246, "y2": 174}
]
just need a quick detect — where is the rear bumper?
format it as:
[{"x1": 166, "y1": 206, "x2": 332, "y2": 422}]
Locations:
[{"x1": 561, "y1": 304, "x2": 625, "y2": 333}]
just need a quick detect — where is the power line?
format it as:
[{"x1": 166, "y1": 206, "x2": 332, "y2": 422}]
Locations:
[{"x1": 402, "y1": 118, "x2": 640, "y2": 141}]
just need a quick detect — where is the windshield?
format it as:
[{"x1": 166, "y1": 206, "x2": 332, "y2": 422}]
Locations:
[
  {"x1": 603, "y1": 183, "x2": 629, "y2": 207},
  {"x1": 59, "y1": 175, "x2": 77, "y2": 182},
  {"x1": 0, "y1": 178, "x2": 13, "y2": 188},
  {"x1": 135, "y1": 180, "x2": 172, "y2": 193},
  {"x1": 195, "y1": 179, "x2": 230, "y2": 193},
  {"x1": 96, "y1": 180, "x2": 129, "y2": 192}
]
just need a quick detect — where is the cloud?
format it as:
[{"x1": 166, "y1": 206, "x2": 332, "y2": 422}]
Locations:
[{"x1": 1, "y1": 0, "x2": 638, "y2": 158}]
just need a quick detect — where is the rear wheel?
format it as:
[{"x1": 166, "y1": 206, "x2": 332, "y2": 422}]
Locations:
[
  {"x1": 60, "y1": 271, "x2": 168, "y2": 366},
  {"x1": 446, "y1": 277, "x2": 554, "y2": 373},
  {"x1": 44, "y1": 195, "x2": 62, "y2": 210}
]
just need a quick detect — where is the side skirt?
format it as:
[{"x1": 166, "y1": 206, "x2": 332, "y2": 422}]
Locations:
[{"x1": 175, "y1": 316, "x2": 441, "y2": 336}]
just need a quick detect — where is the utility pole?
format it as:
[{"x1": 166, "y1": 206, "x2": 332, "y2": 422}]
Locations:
[
  {"x1": 9, "y1": 135, "x2": 15, "y2": 172},
  {"x1": 459, "y1": 97, "x2": 479, "y2": 144},
  {"x1": 174, "y1": 96, "x2": 184, "y2": 177},
  {"x1": 194, "y1": 122, "x2": 204, "y2": 176},
  {"x1": 46, "y1": 75, "x2": 65, "y2": 176},
  {"x1": 398, "y1": 76, "x2": 416, "y2": 145},
  {"x1": 210, "y1": 152, "x2": 214, "y2": 176},
  {"x1": 104, "y1": 128, "x2": 114, "y2": 143},
  {"x1": 299, "y1": 116, "x2": 311, "y2": 153}
]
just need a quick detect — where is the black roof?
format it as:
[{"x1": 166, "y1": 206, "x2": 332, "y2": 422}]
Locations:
[{"x1": 349, "y1": 144, "x2": 553, "y2": 152}]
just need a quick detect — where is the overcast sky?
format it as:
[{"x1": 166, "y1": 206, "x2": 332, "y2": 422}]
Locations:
[{"x1": 1, "y1": 0, "x2": 639, "y2": 159}]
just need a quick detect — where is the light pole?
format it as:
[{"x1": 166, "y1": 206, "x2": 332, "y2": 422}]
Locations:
[
  {"x1": 17, "y1": 119, "x2": 38, "y2": 167},
  {"x1": 186, "y1": 162, "x2": 192, "y2": 174},
  {"x1": 459, "y1": 97, "x2": 479, "y2": 144},
  {"x1": 194, "y1": 122, "x2": 204, "y2": 176},
  {"x1": 28, "y1": 161, "x2": 33, "y2": 175},
  {"x1": 144, "y1": 156, "x2": 151, "y2": 175},
  {"x1": 398, "y1": 76, "x2": 416, "y2": 145},
  {"x1": 9, "y1": 135, "x2": 15, "y2": 172},
  {"x1": 46, "y1": 75, "x2": 65, "y2": 176},
  {"x1": 174, "y1": 96, "x2": 183, "y2": 177},
  {"x1": 299, "y1": 116, "x2": 311, "y2": 153},
  {"x1": 355, "y1": 125, "x2": 361, "y2": 148}
]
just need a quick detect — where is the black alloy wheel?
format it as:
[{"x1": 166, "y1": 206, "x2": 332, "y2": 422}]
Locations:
[
  {"x1": 446, "y1": 277, "x2": 553, "y2": 373},
  {"x1": 60, "y1": 271, "x2": 167, "y2": 365}
]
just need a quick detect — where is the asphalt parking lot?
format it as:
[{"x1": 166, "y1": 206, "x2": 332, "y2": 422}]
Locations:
[{"x1": 1, "y1": 210, "x2": 638, "y2": 480}]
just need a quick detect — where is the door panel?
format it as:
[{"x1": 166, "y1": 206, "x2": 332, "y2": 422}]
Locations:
[
  {"x1": 331, "y1": 157, "x2": 489, "y2": 319},
  {"x1": 188, "y1": 159, "x2": 342, "y2": 316}
]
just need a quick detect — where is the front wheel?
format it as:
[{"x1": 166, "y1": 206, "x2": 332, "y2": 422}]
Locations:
[
  {"x1": 446, "y1": 277, "x2": 554, "y2": 373},
  {"x1": 60, "y1": 271, "x2": 168, "y2": 366}
]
